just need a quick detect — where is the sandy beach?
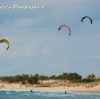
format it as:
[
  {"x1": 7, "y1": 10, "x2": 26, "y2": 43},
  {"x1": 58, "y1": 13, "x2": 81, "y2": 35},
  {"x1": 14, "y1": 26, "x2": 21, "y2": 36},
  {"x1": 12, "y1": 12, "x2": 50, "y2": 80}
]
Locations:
[{"x1": 0, "y1": 80, "x2": 100, "y2": 94}]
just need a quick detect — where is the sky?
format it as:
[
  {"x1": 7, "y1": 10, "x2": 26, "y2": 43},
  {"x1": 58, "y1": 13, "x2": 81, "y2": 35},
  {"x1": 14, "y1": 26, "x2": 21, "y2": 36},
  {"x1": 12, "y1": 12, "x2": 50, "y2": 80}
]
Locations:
[{"x1": 0, "y1": 0, "x2": 100, "y2": 77}]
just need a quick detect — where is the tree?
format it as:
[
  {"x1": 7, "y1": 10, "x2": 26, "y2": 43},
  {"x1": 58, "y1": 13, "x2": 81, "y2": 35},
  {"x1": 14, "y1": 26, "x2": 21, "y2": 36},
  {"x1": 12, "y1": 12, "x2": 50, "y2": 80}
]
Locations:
[
  {"x1": 39, "y1": 75, "x2": 49, "y2": 80},
  {"x1": 50, "y1": 75, "x2": 56, "y2": 79},
  {"x1": 87, "y1": 74, "x2": 96, "y2": 80},
  {"x1": 67, "y1": 73, "x2": 82, "y2": 80},
  {"x1": 27, "y1": 76, "x2": 38, "y2": 84}
]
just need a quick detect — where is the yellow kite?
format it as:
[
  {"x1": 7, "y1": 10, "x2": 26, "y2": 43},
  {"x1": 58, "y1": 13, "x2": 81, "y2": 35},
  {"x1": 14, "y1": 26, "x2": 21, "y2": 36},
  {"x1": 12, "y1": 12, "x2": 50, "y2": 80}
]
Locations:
[{"x1": 0, "y1": 39, "x2": 10, "y2": 50}]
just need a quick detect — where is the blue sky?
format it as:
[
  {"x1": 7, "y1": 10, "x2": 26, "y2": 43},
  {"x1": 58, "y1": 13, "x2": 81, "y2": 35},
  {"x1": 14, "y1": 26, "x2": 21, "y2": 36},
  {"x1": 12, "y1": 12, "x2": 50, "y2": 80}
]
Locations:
[{"x1": 0, "y1": 0, "x2": 100, "y2": 77}]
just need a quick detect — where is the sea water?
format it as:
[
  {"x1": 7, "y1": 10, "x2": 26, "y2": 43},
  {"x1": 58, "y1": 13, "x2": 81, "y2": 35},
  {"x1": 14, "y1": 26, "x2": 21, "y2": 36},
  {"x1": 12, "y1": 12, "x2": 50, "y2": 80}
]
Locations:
[{"x1": 0, "y1": 90, "x2": 100, "y2": 99}]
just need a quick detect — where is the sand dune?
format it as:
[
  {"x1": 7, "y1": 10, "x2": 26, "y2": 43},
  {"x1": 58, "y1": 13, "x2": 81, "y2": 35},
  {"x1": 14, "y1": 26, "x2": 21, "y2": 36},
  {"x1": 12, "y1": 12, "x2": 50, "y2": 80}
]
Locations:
[{"x1": 0, "y1": 80, "x2": 100, "y2": 93}]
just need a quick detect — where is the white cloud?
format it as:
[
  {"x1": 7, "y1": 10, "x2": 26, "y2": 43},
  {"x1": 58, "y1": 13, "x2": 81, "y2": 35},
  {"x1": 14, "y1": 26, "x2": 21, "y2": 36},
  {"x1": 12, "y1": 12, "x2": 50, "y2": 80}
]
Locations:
[
  {"x1": 48, "y1": 63, "x2": 59, "y2": 69},
  {"x1": 42, "y1": 45, "x2": 52, "y2": 56},
  {"x1": 9, "y1": 44, "x2": 37, "y2": 58},
  {"x1": 87, "y1": 54, "x2": 100, "y2": 59},
  {"x1": 4, "y1": 17, "x2": 42, "y2": 28}
]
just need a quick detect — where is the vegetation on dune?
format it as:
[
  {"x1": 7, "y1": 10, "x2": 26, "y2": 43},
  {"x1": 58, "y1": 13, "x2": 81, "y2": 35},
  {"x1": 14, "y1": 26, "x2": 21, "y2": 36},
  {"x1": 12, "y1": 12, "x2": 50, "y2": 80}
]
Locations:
[{"x1": 0, "y1": 73, "x2": 99, "y2": 85}]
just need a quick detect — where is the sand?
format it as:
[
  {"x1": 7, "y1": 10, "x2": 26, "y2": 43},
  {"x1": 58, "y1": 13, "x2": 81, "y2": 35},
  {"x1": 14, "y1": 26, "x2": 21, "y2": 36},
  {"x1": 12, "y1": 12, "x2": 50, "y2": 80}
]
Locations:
[{"x1": 0, "y1": 80, "x2": 100, "y2": 94}]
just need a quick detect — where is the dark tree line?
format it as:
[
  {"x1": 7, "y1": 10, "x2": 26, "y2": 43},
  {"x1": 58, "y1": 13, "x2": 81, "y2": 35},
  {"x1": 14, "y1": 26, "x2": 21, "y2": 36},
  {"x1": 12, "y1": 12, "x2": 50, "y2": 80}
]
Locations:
[{"x1": 0, "y1": 73, "x2": 99, "y2": 84}]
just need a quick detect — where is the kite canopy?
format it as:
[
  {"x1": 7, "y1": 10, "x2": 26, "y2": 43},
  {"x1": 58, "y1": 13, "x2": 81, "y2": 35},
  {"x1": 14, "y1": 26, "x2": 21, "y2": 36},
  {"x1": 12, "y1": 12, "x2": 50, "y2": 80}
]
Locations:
[
  {"x1": 81, "y1": 16, "x2": 93, "y2": 24},
  {"x1": 0, "y1": 39, "x2": 10, "y2": 50},
  {"x1": 58, "y1": 25, "x2": 71, "y2": 36}
]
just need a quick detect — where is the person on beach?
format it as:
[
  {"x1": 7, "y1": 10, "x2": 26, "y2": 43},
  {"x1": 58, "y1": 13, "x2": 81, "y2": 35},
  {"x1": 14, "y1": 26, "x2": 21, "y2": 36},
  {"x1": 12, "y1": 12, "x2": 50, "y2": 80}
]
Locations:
[{"x1": 30, "y1": 90, "x2": 33, "y2": 93}]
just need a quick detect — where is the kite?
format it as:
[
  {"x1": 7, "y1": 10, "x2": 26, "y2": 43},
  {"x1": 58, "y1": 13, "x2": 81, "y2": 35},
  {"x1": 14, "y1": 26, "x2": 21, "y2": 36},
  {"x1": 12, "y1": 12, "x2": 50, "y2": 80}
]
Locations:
[
  {"x1": 58, "y1": 25, "x2": 71, "y2": 36},
  {"x1": 0, "y1": 39, "x2": 10, "y2": 50},
  {"x1": 81, "y1": 16, "x2": 93, "y2": 24}
]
